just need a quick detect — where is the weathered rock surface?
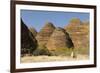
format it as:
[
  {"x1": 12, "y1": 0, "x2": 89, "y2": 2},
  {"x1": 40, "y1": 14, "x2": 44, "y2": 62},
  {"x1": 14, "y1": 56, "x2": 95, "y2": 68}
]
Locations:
[
  {"x1": 64, "y1": 18, "x2": 89, "y2": 49},
  {"x1": 46, "y1": 27, "x2": 74, "y2": 51},
  {"x1": 68, "y1": 18, "x2": 82, "y2": 26},
  {"x1": 36, "y1": 22, "x2": 55, "y2": 46}
]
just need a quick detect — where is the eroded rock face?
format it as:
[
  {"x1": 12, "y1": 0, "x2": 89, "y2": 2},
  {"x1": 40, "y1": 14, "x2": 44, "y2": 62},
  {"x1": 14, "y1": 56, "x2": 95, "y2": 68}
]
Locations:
[
  {"x1": 21, "y1": 19, "x2": 37, "y2": 55},
  {"x1": 46, "y1": 27, "x2": 74, "y2": 51},
  {"x1": 64, "y1": 18, "x2": 89, "y2": 49},
  {"x1": 36, "y1": 22, "x2": 55, "y2": 46}
]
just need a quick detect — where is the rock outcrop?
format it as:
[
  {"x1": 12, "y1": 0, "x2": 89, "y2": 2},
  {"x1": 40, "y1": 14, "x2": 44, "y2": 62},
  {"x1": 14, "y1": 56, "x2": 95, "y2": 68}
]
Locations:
[
  {"x1": 64, "y1": 18, "x2": 89, "y2": 49},
  {"x1": 21, "y1": 19, "x2": 37, "y2": 56},
  {"x1": 46, "y1": 27, "x2": 74, "y2": 51},
  {"x1": 36, "y1": 22, "x2": 55, "y2": 46}
]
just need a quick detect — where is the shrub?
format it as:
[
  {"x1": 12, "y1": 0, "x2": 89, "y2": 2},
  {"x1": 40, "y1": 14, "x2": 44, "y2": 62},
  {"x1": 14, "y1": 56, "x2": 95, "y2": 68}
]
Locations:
[
  {"x1": 33, "y1": 45, "x2": 52, "y2": 56},
  {"x1": 21, "y1": 48, "x2": 35, "y2": 57}
]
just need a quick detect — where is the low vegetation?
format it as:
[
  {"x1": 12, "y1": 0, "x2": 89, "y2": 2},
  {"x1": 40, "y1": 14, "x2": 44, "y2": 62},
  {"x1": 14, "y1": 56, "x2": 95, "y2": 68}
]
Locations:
[{"x1": 33, "y1": 45, "x2": 51, "y2": 56}]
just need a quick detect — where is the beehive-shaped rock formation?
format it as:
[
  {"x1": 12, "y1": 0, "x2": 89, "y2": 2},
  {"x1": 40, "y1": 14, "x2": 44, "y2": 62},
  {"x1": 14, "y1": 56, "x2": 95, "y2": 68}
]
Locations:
[
  {"x1": 64, "y1": 18, "x2": 89, "y2": 49},
  {"x1": 21, "y1": 19, "x2": 37, "y2": 55},
  {"x1": 46, "y1": 27, "x2": 74, "y2": 51},
  {"x1": 68, "y1": 18, "x2": 81, "y2": 26},
  {"x1": 36, "y1": 22, "x2": 55, "y2": 46}
]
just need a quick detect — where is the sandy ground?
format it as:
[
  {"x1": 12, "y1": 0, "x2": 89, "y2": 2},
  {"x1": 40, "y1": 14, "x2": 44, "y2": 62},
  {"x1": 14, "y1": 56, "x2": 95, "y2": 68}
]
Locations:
[{"x1": 21, "y1": 54, "x2": 89, "y2": 63}]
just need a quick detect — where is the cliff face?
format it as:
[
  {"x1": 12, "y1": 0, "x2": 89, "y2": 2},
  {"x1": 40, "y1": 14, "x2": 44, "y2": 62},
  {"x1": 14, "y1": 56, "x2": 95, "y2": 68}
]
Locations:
[
  {"x1": 64, "y1": 18, "x2": 89, "y2": 49},
  {"x1": 21, "y1": 19, "x2": 37, "y2": 55}
]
